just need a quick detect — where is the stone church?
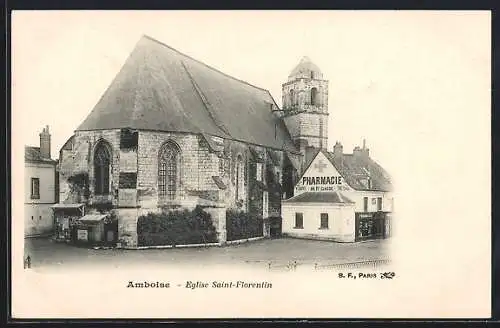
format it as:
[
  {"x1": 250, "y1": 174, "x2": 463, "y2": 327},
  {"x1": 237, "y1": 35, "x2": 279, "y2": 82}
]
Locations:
[{"x1": 57, "y1": 35, "x2": 390, "y2": 247}]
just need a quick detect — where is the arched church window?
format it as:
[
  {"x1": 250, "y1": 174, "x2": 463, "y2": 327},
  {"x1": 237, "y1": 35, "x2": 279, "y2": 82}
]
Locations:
[
  {"x1": 311, "y1": 87, "x2": 318, "y2": 105},
  {"x1": 158, "y1": 141, "x2": 181, "y2": 200},
  {"x1": 94, "y1": 141, "x2": 111, "y2": 195},
  {"x1": 235, "y1": 154, "x2": 245, "y2": 201}
]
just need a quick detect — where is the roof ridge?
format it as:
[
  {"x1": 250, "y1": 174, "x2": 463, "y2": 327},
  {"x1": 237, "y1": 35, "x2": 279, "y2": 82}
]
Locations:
[{"x1": 142, "y1": 34, "x2": 271, "y2": 94}]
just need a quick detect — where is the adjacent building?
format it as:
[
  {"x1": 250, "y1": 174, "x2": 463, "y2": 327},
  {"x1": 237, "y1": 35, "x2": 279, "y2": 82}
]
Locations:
[
  {"x1": 282, "y1": 143, "x2": 394, "y2": 242},
  {"x1": 25, "y1": 126, "x2": 58, "y2": 237}
]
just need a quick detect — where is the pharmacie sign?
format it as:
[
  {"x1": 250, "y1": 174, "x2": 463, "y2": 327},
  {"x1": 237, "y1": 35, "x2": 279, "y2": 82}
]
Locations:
[{"x1": 295, "y1": 175, "x2": 345, "y2": 192}]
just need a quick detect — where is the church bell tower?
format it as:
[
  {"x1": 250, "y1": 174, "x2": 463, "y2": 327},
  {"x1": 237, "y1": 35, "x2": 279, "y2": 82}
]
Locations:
[{"x1": 281, "y1": 56, "x2": 329, "y2": 156}]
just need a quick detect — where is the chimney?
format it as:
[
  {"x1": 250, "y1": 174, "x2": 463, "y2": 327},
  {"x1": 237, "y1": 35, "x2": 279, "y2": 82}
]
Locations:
[
  {"x1": 353, "y1": 146, "x2": 362, "y2": 157},
  {"x1": 354, "y1": 139, "x2": 369, "y2": 159},
  {"x1": 362, "y1": 138, "x2": 370, "y2": 158},
  {"x1": 39, "y1": 125, "x2": 51, "y2": 159},
  {"x1": 333, "y1": 141, "x2": 343, "y2": 158}
]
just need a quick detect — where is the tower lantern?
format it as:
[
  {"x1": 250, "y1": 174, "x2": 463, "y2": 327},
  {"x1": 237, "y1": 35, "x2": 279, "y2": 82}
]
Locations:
[{"x1": 281, "y1": 56, "x2": 329, "y2": 156}]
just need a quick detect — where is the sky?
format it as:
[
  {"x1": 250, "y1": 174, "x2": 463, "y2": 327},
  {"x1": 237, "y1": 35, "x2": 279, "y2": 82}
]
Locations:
[{"x1": 13, "y1": 10, "x2": 490, "y2": 182}]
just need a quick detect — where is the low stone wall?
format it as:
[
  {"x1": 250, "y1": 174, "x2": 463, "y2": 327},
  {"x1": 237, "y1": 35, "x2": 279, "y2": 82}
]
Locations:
[
  {"x1": 120, "y1": 242, "x2": 221, "y2": 250},
  {"x1": 224, "y1": 236, "x2": 265, "y2": 246},
  {"x1": 116, "y1": 236, "x2": 267, "y2": 250},
  {"x1": 282, "y1": 232, "x2": 355, "y2": 243}
]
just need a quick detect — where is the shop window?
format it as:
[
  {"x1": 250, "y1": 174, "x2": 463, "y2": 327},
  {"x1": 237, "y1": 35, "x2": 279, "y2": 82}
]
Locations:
[
  {"x1": 294, "y1": 212, "x2": 304, "y2": 229},
  {"x1": 30, "y1": 177, "x2": 40, "y2": 199},
  {"x1": 320, "y1": 213, "x2": 329, "y2": 229}
]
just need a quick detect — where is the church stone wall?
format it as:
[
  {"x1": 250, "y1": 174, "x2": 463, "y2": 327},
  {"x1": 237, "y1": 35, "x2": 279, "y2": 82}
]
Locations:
[
  {"x1": 58, "y1": 128, "x2": 288, "y2": 247},
  {"x1": 58, "y1": 129, "x2": 121, "y2": 205},
  {"x1": 283, "y1": 112, "x2": 328, "y2": 149},
  {"x1": 136, "y1": 131, "x2": 222, "y2": 208},
  {"x1": 282, "y1": 79, "x2": 328, "y2": 111}
]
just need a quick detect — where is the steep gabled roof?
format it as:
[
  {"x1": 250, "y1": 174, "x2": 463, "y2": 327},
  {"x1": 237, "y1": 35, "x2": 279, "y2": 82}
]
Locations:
[
  {"x1": 323, "y1": 151, "x2": 393, "y2": 192},
  {"x1": 77, "y1": 35, "x2": 297, "y2": 152},
  {"x1": 25, "y1": 146, "x2": 57, "y2": 164}
]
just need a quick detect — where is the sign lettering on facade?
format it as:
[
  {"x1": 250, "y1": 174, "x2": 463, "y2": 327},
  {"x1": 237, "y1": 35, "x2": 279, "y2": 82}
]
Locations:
[
  {"x1": 295, "y1": 175, "x2": 349, "y2": 193},
  {"x1": 302, "y1": 176, "x2": 342, "y2": 185}
]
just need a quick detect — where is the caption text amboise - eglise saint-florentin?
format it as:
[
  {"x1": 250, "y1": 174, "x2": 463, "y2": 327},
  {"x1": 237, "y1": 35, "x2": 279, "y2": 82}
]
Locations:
[{"x1": 126, "y1": 280, "x2": 273, "y2": 289}]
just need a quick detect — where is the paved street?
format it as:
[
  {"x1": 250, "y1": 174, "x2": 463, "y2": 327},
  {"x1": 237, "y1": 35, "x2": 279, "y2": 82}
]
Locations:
[{"x1": 24, "y1": 237, "x2": 390, "y2": 270}]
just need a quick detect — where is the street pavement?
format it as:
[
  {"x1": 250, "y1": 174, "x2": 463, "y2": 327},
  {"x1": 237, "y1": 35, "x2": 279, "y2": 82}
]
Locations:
[{"x1": 24, "y1": 237, "x2": 390, "y2": 270}]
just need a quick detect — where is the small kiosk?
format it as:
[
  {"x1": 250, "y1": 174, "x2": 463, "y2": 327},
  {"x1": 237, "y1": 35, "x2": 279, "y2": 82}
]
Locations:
[
  {"x1": 51, "y1": 203, "x2": 118, "y2": 247},
  {"x1": 74, "y1": 214, "x2": 117, "y2": 246},
  {"x1": 51, "y1": 203, "x2": 85, "y2": 242}
]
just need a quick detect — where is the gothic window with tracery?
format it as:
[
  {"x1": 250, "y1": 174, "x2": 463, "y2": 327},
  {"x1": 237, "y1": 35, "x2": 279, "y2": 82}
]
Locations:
[
  {"x1": 158, "y1": 141, "x2": 181, "y2": 200},
  {"x1": 94, "y1": 141, "x2": 111, "y2": 195}
]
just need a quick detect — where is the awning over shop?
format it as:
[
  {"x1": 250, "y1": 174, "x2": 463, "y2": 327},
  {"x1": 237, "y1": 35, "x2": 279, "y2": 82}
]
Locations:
[
  {"x1": 77, "y1": 214, "x2": 109, "y2": 224},
  {"x1": 51, "y1": 203, "x2": 85, "y2": 215}
]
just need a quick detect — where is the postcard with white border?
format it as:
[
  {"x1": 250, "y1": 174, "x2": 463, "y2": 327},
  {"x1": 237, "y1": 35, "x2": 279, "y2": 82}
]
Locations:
[{"x1": 11, "y1": 10, "x2": 491, "y2": 319}]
